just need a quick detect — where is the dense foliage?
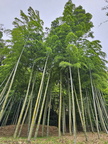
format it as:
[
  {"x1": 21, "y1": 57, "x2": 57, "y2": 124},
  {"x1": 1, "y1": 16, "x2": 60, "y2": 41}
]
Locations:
[{"x1": 0, "y1": 0, "x2": 108, "y2": 142}]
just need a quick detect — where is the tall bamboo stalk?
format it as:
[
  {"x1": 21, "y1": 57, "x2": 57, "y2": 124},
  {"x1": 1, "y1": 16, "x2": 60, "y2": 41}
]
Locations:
[
  {"x1": 98, "y1": 91, "x2": 108, "y2": 123},
  {"x1": 89, "y1": 70, "x2": 100, "y2": 138},
  {"x1": 74, "y1": 86, "x2": 87, "y2": 140},
  {"x1": 58, "y1": 71, "x2": 62, "y2": 137},
  {"x1": 27, "y1": 97, "x2": 33, "y2": 136},
  {"x1": 42, "y1": 94, "x2": 49, "y2": 136},
  {"x1": 77, "y1": 68, "x2": 88, "y2": 141},
  {"x1": 1, "y1": 99, "x2": 14, "y2": 126},
  {"x1": 0, "y1": 68, "x2": 14, "y2": 100},
  {"x1": 34, "y1": 74, "x2": 50, "y2": 138},
  {"x1": 28, "y1": 56, "x2": 49, "y2": 141},
  {"x1": 86, "y1": 92, "x2": 94, "y2": 133},
  {"x1": 69, "y1": 66, "x2": 76, "y2": 144},
  {"x1": 47, "y1": 93, "x2": 52, "y2": 137},
  {"x1": 62, "y1": 97, "x2": 66, "y2": 135},
  {"x1": 18, "y1": 75, "x2": 36, "y2": 137},
  {"x1": 12, "y1": 100, "x2": 22, "y2": 125},
  {"x1": 14, "y1": 63, "x2": 34, "y2": 138},
  {"x1": 0, "y1": 47, "x2": 24, "y2": 121},
  {"x1": 68, "y1": 78, "x2": 72, "y2": 135},
  {"x1": 94, "y1": 87, "x2": 108, "y2": 133}
]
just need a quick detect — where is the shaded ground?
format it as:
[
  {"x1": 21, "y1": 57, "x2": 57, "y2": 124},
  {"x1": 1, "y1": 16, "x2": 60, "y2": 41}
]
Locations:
[
  {"x1": 0, "y1": 125, "x2": 108, "y2": 143},
  {"x1": 0, "y1": 124, "x2": 58, "y2": 137}
]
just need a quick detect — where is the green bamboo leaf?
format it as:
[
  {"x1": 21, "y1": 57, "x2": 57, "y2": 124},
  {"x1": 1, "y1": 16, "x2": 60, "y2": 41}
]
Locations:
[{"x1": 59, "y1": 61, "x2": 72, "y2": 68}]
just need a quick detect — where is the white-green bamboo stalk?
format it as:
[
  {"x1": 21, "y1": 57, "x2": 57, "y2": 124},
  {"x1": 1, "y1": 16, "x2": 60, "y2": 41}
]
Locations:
[
  {"x1": 42, "y1": 93, "x2": 49, "y2": 136},
  {"x1": 27, "y1": 97, "x2": 33, "y2": 136},
  {"x1": 74, "y1": 86, "x2": 87, "y2": 138},
  {"x1": 62, "y1": 98, "x2": 66, "y2": 135},
  {"x1": 0, "y1": 68, "x2": 14, "y2": 100},
  {"x1": 77, "y1": 68, "x2": 88, "y2": 141},
  {"x1": 18, "y1": 76, "x2": 36, "y2": 137},
  {"x1": 47, "y1": 93, "x2": 52, "y2": 137},
  {"x1": 98, "y1": 91, "x2": 108, "y2": 122},
  {"x1": 94, "y1": 87, "x2": 108, "y2": 133},
  {"x1": 1, "y1": 99, "x2": 14, "y2": 126},
  {"x1": 89, "y1": 70, "x2": 100, "y2": 138},
  {"x1": 18, "y1": 99, "x2": 31, "y2": 137},
  {"x1": 0, "y1": 47, "x2": 24, "y2": 121},
  {"x1": 27, "y1": 75, "x2": 36, "y2": 135},
  {"x1": 58, "y1": 71, "x2": 62, "y2": 137},
  {"x1": 86, "y1": 93, "x2": 94, "y2": 133},
  {"x1": 0, "y1": 96, "x2": 5, "y2": 107},
  {"x1": 0, "y1": 74, "x2": 9, "y2": 88},
  {"x1": 89, "y1": 100, "x2": 98, "y2": 131},
  {"x1": 0, "y1": 95, "x2": 12, "y2": 123},
  {"x1": 12, "y1": 100, "x2": 22, "y2": 125},
  {"x1": 68, "y1": 78, "x2": 72, "y2": 135},
  {"x1": 34, "y1": 74, "x2": 50, "y2": 138},
  {"x1": 69, "y1": 66, "x2": 76, "y2": 144},
  {"x1": 28, "y1": 56, "x2": 49, "y2": 141},
  {"x1": 14, "y1": 63, "x2": 34, "y2": 138}
]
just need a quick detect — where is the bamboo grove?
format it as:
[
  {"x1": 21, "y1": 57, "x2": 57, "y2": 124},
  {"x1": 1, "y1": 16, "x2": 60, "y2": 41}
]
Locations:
[{"x1": 0, "y1": 0, "x2": 108, "y2": 142}]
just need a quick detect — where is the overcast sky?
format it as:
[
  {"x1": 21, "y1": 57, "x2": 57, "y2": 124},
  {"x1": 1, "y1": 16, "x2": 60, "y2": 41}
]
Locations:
[{"x1": 0, "y1": 0, "x2": 108, "y2": 60}]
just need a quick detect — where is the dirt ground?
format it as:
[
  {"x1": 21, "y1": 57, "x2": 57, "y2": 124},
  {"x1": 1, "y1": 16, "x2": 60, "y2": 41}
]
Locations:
[
  {"x1": 0, "y1": 124, "x2": 58, "y2": 137},
  {"x1": 64, "y1": 132, "x2": 108, "y2": 144},
  {"x1": 0, "y1": 125, "x2": 108, "y2": 144}
]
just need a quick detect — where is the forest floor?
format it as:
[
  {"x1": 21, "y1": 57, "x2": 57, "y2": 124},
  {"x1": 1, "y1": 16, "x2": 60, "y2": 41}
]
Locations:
[{"x1": 0, "y1": 125, "x2": 108, "y2": 144}]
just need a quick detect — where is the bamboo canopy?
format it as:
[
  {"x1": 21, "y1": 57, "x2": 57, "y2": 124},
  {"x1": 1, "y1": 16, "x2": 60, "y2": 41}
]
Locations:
[{"x1": 0, "y1": 1, "x2": 108, "y2": 143}]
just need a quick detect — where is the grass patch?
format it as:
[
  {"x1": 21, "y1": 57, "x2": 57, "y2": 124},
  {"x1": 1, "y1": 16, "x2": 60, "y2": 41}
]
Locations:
[{"x1": 0, "y1": 133, "x2": 108, "y2": 144}]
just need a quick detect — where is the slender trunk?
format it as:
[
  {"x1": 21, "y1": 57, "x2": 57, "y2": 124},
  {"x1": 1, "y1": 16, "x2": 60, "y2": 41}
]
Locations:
[
  {"x1": 0, "y1": 68, "x2": 14, "y2": 100},
  {"x1": 0, "y1": 96, "x2": 12, "y2": 125},
  {"x1": 89, "y1": 70, "x2": 100, "y2": 138},
  {"x1": 28, "y1": 56, "x2": 49, "y2": 141},
  {"x1": 77, "y1": 68, "x2": 88, "y2": 141},
  {"x1": 0, "y1": 47, "x2": 24, "y2": 121},
  {"x1": 34, "y1": 74, "x2": 50, "y2": 138},
  {"x1": 68, "y1": 78, "x2": 72, "y2": 135},
  {"x1": 69, "y1": 66, "x2": 76, "y2": 144},
  {"x1": 94, "y1": 87, "x2": 108, "y2": 133},
  {"x1": 98, "y1": 91, "x2": 108, "y2": 125},
  {"x1": 86, "y1": 92, "x2": 94, "y2": 133},
  {"x1": 74, "y1": 87, "x2": 86, "y2": 138},
  {"x1": 42, "y1": 94, "x2": 49, "y2": 136},
  {"x1": 12, "y1": 100, "x2": 22, "y2": 125},
  {"x1": 28, "y1": 97, "x2": 33, "y2": 136},
  {"x1": 1, "y1": 100, "x2": 13, "y2": 126},
  {"x1": 14, "y1": 63, "x2": 34, "y2": 138},
  {"x1": 62, "y1": 97, "x2": 66, "y2": 135},
  {"x1": 58, "y1": 71, "x2": 62, "y2": 137},
  {"x1": 18, "y1": 76, "x2": 36, "y2": 137},
  {"x1": 47, "y1": 93, "x2": 52, "y2": 137}
]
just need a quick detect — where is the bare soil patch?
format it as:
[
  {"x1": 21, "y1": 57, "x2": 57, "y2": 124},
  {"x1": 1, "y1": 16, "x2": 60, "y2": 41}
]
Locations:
[
  {"x1": 0, "y1": 125, "x2": 108, "y2": 143},
  {"x1": 62, "y1": 132, "x2": 108, "y2": 144},
  {"x1": 0, "y1": 124, "x2": 58, "y2": 137}
]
